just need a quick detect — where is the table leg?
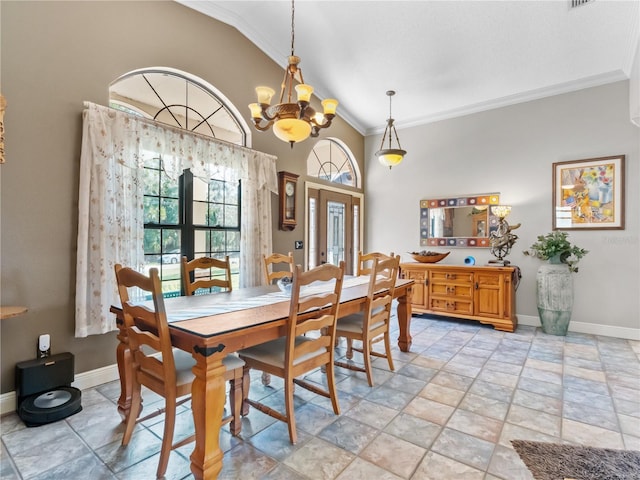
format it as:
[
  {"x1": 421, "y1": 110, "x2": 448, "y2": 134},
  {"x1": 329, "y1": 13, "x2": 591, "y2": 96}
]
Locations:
[
  {"x1": 190, "y1": 349, "x2": 226, "y2": 480},
  {"x1": 396, "y1": 287, "x2": 413, "y2": 352}
]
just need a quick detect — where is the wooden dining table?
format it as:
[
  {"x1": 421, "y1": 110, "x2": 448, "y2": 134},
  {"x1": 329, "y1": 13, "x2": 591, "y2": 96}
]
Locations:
[{"x1": 111, "y1": 276, "x2": 414, "y2": 479}]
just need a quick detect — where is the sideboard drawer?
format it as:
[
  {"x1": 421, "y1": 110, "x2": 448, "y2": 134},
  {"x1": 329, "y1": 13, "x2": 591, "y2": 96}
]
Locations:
[
  {"x1": 430, "y1": 271, "x2": 473, "y2": 284},
  {"x1": 429, "y1": 298, "x2": 473, "y2": 315},
  {"x1": 430, "y1": 283, "x2": 473, "y2": 298}
]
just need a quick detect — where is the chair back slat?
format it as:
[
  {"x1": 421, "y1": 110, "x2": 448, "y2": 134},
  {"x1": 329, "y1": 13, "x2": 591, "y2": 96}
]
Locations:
[
  {"x1": 182, "y1": 256, "x2": 232, "y2": 295},
  {"x1": 357, "y1": 251, "x2": 395, "y2": 276},
  {"x1": 263, "y1": 252, "x2": 294, "y2": 285}
]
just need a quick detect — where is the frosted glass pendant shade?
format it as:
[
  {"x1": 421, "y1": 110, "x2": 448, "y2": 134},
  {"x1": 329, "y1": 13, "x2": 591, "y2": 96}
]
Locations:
[
  {"x1": 273, "y1": 118, "x2": 312, "y2": 143},
  {"x1": 376, "y1": 148, "x2": 406, "y2": 168}
]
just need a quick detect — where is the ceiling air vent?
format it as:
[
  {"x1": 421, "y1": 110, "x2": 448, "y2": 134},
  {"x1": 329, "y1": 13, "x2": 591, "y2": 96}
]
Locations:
[{"x1": 570, "y1": 0, "x2": 595, "y2": 8}]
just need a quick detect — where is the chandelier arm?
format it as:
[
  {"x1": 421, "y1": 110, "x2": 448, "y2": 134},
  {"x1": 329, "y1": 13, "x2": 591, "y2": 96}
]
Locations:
[
  {"x1": 391, "y1": 125, "x2": 403, "y2": 149},
  {"x1": 259, "y1": 104, "x2": 278, "y2": 122},
  {"x1": 279, "y1": 72, "x2": 288, "y2": 104},
  {"x1": 311, "y1": 113, "x2": 335, "y2": 129},
  {"x1": 378, "y1": 123, "x2": 391, "y2": 150},
  {"x1": 252, "y1": 118, "x2": 275, "y2": 131},
  {"x1": 286, "y1": 69, "x2": 294, "y2": 103}
]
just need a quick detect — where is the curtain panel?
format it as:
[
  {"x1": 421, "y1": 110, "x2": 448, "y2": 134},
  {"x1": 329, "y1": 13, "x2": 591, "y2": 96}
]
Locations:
[{"x1": 75, "y1": 102, "x2": 277, "y2": 337}]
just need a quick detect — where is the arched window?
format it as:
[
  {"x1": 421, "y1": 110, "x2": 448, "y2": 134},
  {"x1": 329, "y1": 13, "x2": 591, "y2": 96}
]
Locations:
[
  {"x1": 109, "y1": 68, "x2": 249, "y2": 295},
  {"x1": 306, "y1": 138, "x2": 360, "y2": 188},
  {"x1": 109, "y1": 67, "x2": 249, "y2": 145}
]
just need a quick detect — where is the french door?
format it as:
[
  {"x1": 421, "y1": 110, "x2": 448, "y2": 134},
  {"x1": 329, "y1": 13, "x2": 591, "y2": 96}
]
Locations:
[{"x1": 306, "y1": 185, "x2": 362, "y2": 275}]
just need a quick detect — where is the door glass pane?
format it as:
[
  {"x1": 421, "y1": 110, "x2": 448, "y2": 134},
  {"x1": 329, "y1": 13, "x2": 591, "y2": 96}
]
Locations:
[
  {"x1": 308, "y1": 197, "x2": 317, "y2": 269},
  {"x1": 353, "y1": 204, "x2": 360, "y2": 274},
  {"x1": 326, "y1": 200, "x2": 345, "y2": 266}
]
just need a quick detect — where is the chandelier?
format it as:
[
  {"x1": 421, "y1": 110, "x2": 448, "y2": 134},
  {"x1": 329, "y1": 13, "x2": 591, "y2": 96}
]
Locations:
[
  {"x1": 375, "y1": 90, "x2": 406, "y2": 169},
  {"x1": 248, "y1": 0, "x2": 338, "y2": 147}
]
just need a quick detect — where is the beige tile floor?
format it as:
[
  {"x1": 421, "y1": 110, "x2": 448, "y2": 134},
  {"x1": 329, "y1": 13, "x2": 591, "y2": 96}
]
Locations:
[{"x1": 1, "y1": 315, "x2": 639, "y2": 479}]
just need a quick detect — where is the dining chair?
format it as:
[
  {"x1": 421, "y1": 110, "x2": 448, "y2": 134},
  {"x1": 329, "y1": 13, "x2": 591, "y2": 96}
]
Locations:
[
  {"x1": 238, "y1": 261, "x2": 345, "y2": 444},
  {"x1": 357, "y1": 250, "x2": 395, "y2": 276},
  {"x1": 114, "y1": 264, "x2": 244, "y2": 478},
  {"x1": 181, "y1": 255, "x2": 232, "y2": 295},
  {"x1": 263, "y1": 251, "x2": 294, "y2": 285},
  {"x1": 334, "y1": 255, "x2": 400, "y2": 387}
]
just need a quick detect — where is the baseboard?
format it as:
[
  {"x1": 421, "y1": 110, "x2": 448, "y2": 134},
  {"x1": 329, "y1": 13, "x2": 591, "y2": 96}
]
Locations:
[
  {"x1": 0, "y1": 363, "x2": 119, "y2": 416},
  {"x1": 517, "y1": 314, "x2": 640, "y2": 340}
]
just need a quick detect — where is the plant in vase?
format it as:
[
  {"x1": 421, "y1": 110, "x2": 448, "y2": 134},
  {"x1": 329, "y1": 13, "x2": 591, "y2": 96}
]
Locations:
[
  {"x1": 523, "y1": 232, "x2": 588, "y2": 335},
  {"x1": 523, "y1": 231, "x2": 588, "y2": 273}
]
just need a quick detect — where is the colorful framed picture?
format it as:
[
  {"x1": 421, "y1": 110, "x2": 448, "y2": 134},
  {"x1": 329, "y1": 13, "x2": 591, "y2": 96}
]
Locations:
[{"x1": 552, "y1": 155, "x2": 625, "y2": 230}]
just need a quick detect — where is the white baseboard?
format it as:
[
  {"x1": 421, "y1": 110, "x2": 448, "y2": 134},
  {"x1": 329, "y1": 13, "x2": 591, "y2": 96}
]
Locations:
[
  {"x1": 0, "y1": 363, "x2": 119, "y2": 416},
  {"x1": 518, "y1": 314, "x2": 640, "y2": 340}
]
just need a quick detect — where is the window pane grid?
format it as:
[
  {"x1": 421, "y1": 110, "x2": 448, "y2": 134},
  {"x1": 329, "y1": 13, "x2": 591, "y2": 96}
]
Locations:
[
  {"x1": 143, "y1": 162, "x2": 240, "y2": 296},
  {"x1": 306, "y1": 139, "x2": 356, "y2": 187}
]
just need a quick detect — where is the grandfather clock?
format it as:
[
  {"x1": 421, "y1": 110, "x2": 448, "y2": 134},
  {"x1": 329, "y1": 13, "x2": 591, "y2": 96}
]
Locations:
[{"x1": 278, "y1": 171, "x2": 298, "y2": 231}]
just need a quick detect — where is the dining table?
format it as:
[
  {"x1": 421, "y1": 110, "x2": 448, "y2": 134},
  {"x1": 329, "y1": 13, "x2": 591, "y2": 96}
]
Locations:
[{"x1": 111, "y1": 275, "x2": 414, "y2": 479}]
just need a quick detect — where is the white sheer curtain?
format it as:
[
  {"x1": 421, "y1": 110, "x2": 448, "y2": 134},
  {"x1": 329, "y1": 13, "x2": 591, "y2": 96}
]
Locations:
[{"x1": 75, "y1": 102, "x2": 277, "y2": 337}]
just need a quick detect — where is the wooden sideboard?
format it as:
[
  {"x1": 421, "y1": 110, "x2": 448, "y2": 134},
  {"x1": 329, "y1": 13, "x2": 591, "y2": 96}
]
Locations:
[{"x1": 399, "y1": 263, "x2": 517, "y2": 332}]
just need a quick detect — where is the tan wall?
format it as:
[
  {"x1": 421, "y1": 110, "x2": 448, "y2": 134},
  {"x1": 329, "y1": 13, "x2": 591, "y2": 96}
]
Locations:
[{"x1": 0, "y1": 1, "x2": 363, "y2": 393}]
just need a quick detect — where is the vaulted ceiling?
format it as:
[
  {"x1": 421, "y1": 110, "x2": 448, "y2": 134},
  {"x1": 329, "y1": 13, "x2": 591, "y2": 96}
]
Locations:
[{"x1": 178, "y1": 0, "x2": 640, "y2": 135}]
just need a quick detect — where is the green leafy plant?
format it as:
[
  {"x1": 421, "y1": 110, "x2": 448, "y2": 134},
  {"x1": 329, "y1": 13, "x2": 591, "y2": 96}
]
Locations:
[{"x1": 523, "y1": 232, "x2": 588, "y2": 273}]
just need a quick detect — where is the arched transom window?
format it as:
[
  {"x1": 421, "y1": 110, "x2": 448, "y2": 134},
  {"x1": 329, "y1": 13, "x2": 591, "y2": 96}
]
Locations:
[
  {"x1": 306, "y1": 138, "x2": 360, "y2": 188},
  {"x1": 109, "y1": 67, "x2": 249, "y2": 146}
]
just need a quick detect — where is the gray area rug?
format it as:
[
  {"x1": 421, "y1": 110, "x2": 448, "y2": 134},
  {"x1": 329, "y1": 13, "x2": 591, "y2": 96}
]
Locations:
[{"x1": 512, "y1": 440, "x2": 640, "y2": 480}]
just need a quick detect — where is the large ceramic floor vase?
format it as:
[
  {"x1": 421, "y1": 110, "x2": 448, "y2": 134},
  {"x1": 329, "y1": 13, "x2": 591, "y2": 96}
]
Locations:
[{"x1": 536, "y1": 256, "x2": 573, "y2": 335}]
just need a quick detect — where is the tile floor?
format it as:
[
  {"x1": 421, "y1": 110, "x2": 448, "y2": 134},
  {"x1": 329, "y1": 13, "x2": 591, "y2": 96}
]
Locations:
[{"x1": 1, "y1": 315, "x2": 639, "y2": 479}]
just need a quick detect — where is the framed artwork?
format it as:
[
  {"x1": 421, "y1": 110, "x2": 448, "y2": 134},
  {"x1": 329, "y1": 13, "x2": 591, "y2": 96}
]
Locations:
[{"x1": 552, "y1": 155, "x2": 625, "y2": 230}]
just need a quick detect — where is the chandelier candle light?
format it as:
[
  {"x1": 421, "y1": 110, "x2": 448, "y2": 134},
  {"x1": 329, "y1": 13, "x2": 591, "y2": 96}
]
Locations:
[
  {"x1": 248, "y1": 0, "x2": 338, "y2": 147},
  {"x1": 376, "y1": 90, "x2": 406, "y2": 169}
]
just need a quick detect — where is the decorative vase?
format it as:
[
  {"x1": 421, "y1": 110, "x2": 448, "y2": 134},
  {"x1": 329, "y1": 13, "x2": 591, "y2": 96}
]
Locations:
[{"x1": 536, "y1": 255, "x2": 573, "y2": 335}]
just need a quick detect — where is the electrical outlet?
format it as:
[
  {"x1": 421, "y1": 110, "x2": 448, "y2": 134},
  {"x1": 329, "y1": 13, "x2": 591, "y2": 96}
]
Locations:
[{"x1": 37, "y1": 334, "x2": 51, "y2": 359}]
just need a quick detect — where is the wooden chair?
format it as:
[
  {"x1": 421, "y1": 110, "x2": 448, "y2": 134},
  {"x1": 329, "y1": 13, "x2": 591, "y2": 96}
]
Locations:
[
  {"x1": 238, "y1": 261, "x2": 345, "y2": 444},
  {"x1": 114, "y1": 264, "x2": 244, "y2": 478},
  {"x1": 181, "y1": 255, "x2": 232, "y2": 295},
  {"x1": 357, "y1": 250, "x2": 395, "y2": 276},
  {"x1": 261, "y1": 252, "x2": 295, "y2": 386},
  {"x1": 334, "y1": 255, "x2": 400, "y2": 386},
  {"x1": 263, "y1": 251, "x2": 294, "y2": 285}
]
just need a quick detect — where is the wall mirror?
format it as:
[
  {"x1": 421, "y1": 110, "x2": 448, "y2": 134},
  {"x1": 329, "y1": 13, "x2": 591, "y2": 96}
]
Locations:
[{"x1": 420, "y1": 193, "x2": 500, "y2": 248}]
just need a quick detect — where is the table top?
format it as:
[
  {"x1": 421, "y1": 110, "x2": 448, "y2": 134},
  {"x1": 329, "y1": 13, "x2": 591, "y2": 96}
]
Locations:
[
  {"x1": 0, "y1": 306, "x2": 28, "y2": 320},
  {"x1": 111, "y1": 277, "x2": 414, "y2": 342}
]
